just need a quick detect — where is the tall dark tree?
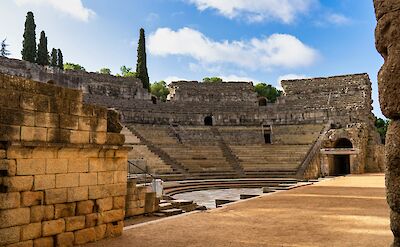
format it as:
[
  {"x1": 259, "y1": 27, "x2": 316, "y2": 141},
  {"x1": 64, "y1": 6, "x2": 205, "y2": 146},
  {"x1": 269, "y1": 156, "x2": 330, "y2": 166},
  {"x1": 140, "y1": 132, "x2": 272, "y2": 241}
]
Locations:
[
  {"x1": 36, "y1": 31, "x2": 49, "y2": 66},
  {"x1": 135, "y1": 28, "x2": 150, "y2": 91},
  {"x1": 57, "y1": 49, "x2": 63, "y2": 70},
  {"x1": 1, "y1": 38, "x2": 10, "y2": 57},
  {"x1": 22, "y1": 11, "x2": 37, "y2": 62},
  {"x1": 50, "y1": 48, "x2": 58, "y2": 67}
]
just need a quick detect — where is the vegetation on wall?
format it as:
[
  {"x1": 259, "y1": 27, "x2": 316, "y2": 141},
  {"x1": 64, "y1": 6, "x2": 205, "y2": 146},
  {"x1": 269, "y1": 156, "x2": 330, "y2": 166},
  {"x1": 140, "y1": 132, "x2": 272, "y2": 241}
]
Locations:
[
  {"x1": 150, "y1": 81, "x2": 169, "y2": 102},
  {"x1": 254, "y1": 83, "x2": 282, "y2": 103},
  {"x1": 136, "y1": 28, "x2": 150, "y2": 91},
  {"x1": 203, "y1": 77, "x2": 223, "y2": 83},
  {"x1": 0, "y1": 38, "x2": 10, "y2": 57},
  {"x1": 117, "y1": 66, "x2": 136, "y2": 77},
  {"x1": 36, "y1": 31, "x2": 49, "y2": 66},
  {"x1": 375, "y1": 117, "x2": 390, "y2": 143},
  {"x1": 64, "y1": 62, "x2": 86, "y2": 71},
  {"x1": 22, "y1": 11, "x2": 37, "y2": 63},
  {"x1": 98, "y1": 68, "x2": 111, "y2": 75}
]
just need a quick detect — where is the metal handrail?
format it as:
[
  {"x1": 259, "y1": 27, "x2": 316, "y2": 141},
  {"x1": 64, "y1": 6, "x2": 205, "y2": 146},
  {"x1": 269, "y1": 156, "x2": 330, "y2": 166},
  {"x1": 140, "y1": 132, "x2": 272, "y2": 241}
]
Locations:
[{"x1": 128, "y1": 160, "x2": 157, "y2": 180}]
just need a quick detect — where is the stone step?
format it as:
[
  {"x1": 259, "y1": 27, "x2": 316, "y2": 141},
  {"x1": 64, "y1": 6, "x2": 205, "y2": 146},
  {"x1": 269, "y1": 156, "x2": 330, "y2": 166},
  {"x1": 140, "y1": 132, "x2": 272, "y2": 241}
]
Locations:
[
  {"x1": 158, "y1": 208, "x2": 184, "y2": 216},
  {"x1": 159, "y1": 202, "x2": 174, "y2": 210},
  {"x1": 240, "y1": 194, "x2": 259, "y2": 200}
]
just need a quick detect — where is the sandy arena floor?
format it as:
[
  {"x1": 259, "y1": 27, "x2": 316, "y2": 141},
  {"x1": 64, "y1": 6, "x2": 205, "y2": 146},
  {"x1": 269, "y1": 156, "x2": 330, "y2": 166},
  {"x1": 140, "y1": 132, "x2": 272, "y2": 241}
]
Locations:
[{"x1": 86, "y1": 174, "x2": 392, "y2": 247}]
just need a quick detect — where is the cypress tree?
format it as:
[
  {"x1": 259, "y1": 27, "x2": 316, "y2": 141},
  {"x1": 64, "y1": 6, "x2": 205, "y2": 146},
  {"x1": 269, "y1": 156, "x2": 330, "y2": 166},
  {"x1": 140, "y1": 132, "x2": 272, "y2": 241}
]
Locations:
[
  {"x1": 57, "y1": 49, "x2": 64, "y2": 70},
  {"x1": 135, "y1": 28, "x2": 150, "y2": 91},
  {"x1": 36, "y1": 31, "x2": 49, "y2": 66},
  {"x1": 50, "y1": 48, "x2": 58, "y2": 67},
  {"x1": 21, "y1": 11, "x2": 37, "y2": 63}
]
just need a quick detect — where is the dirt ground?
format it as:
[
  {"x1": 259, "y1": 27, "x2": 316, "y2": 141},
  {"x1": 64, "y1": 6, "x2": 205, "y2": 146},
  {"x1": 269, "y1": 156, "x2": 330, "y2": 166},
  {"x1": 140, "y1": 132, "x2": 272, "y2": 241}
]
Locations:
[{"x1": 86, "y1": 174, "x2": 392, "y2": 247}]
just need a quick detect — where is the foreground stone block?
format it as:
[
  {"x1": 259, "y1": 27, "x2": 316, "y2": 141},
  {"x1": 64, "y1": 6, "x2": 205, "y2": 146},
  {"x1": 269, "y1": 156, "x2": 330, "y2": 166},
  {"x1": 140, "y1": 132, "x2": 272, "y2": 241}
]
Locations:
[
  {"x1": 21, "y1": 223, "x2": 42, "y2": 241},
  {"x1": 56, "y1": 232, "x2": 74, "y2": 247},
  {"x1": 33, "y1": 237, "x2": 53, "y2": 247},
  {"x1": 0, "y1": 226, "x2": 21, "y2": 246},
  {"x1": 74, "y1": 228, "x2": 96, "y2": 245},
  {"x1": 42, "y1": 219, "x2": 65, "y2": 236},
  {"x1": 0, "y1": 208, "x2": 30, "y2": 228}
]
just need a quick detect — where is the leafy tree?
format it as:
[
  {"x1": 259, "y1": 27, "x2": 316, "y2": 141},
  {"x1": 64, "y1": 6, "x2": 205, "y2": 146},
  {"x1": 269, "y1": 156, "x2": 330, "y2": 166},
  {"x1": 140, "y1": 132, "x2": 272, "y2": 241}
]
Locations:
[
  {"x1": 22, "y1": 11, "x2": 37, "y2": 63},
  {"x1": 36, "y1": 31, "x2": 49, "y2": 66},
  {"x1": 254, "y1": 83, "x2": 282, "y2": 103},
  {"x1": 98, "y1": 68, "x2": 111, "y2": 75},
  {"x1": 375, "y1": 117, "x2": 390, "y2": 144},
  {"x1": 0, "y1": 38, "x2": 10, "y2": 57},
  {"x1": 151, "y1": 81, "x2": 169, "y2": 102},
  {"x1": 203, "y1": 77, "x2": 223, "y2": 83},
  {"x1": 57, "y1": 49, "x2": 64, "y2": 70},
  {"x1": 64, "y1": 62, "x2": 85, "y2": 71},
  {"x1": 50, "y1": 48, "x2": 58, "y2": 67},
  {"x1": 135, "y1": 28, "x2": 150, "y2": 91},
  {"x1": 117, "y1": 65, "x2": 136, "y2": 77}
]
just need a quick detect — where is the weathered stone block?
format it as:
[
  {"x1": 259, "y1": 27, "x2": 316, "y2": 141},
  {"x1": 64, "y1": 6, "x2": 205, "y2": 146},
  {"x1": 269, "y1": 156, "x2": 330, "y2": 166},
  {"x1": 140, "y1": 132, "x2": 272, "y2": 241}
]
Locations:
[
  {"x1": 85, "y1": 213, "x2": 98, "y2": 228},
  {"x1": 16, "y1": 159, "x2": 46, "y2": 175},
  {"x1": 113, "y1": 196, "x2": 125, "y2": 209},
  {"x1": 69, "y1": 130, "x2": 90, "y2": 144},
  {"x1": 33, "y1": 237, "x2": 53, "y2": 247},
  {"x1": 55, "y1": 203, "x2": 76, "y2": 219},
  {"x1": 67, "y1": 158, "x2": 88, "y2": 173},
  {"x1": 0, "y1": 159, "x2": 17, "y2": 176},
  {"x1": 89, "y1": 183, "x2": 126, "y2": 199},
  {"x1": 94, "y1": 224, "x2": 106, "y2": 241},
  {"x1": 113, "y1": 171, "x2": 127, "y2": 184},
  {"x1": 77, "y1": 200, "x2": 94, "y2": 215},
  {"x1": 0, "y1": 124, "x2": 21, "y2": 142},
  {"x1": 21, "y1": 191, "x2": 44, "y2": 207},
  {"x1": 7, "y1": 240, "x2": 33, "y2": 247},
  {"x1": 105, "y1": 221, "x2": 124, "y2": 238},
  {"x1": 97, "y1": 171, "x2": 113, "y2": 185},
  {"x1": 57, "y1": 148, "x2": 80, "y2": 159},
  {"x1": 79, "y1": 173, "x2": 97, "y2": 186},
  {"x1": 98, "y1": 209, "x2": 124, "y2": 224},
  {"x1": 56, "y1": 173, "x2": 79, "y2": 188},
  {"x1": 31, "y1": 205, "x2": 54, "y2": 222},
  {"x1": 126, "y1": 207, "x2": 145, "y2": 217},
  {"x1": 56, "y1": 232, "x2": 74, "y2": 247},
  {"x1": 88, "y1": 158, "x2": 106, "y2": 172},
  {"x1": 0, "y1": 226, "x2": 21, "y2": 246},
  {"x1": 90, "y1": 132, "x2": 107, "y2": 145},
  {"x1": 59, "y1": 114, "x2": 79, "y2": 130},
  {"x1": 67, "y1": 186, "x2": 88, "y2": 202},
  {"x1": 45, "y1": 159, "x2": 68, "y2": 174},
  {"x1": 35, "y1": 112, "x2": 59, "y2": 128},
  {"x1": 31, "y1": 148, "x2": 57, "y2": 159},
  {"x1": 45, "y1": 188, "x2": 67, "y2": 205},
  {"x1": 65, "y1": 216, "x2": 86, "y2": 232},
  {"x1": 106, "y1": 133, "x2": 125, "y2": 145},
  {"x1": 21, "y1": 126, "x2": 47, "y2": 142},
  {"x1": 0, "y1": 207, "x2": 30, "y2": 228},
  {"x1": 7, "y1": 147, "x2": 32, "y2": 159},
  {"x1": 0, "y1": 192, "x2": 20, "y2": 209},
  {"x1": 96, "y1": 197, "x2": 113, "y2": 212},
  {"x1": 34, "y1": 174, "x2": 55, "y2": 190},
  {"x1": 42, "y1": 219, "x2": 65, "y2": 236},
  {"x1": 74, "y1": 227, "x2": 96, "y2": 245},
  {"x1": 21, "y1": 222, "x2": 42, "y2": 241},
  {"x1": 3, "y1": 176, "x2": 33, "y2": 192}
]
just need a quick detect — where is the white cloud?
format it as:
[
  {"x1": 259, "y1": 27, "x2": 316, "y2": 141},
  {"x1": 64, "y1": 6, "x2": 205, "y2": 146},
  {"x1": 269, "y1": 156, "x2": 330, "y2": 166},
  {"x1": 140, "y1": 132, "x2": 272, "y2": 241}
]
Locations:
[
  {"x1": 14, "y1": 0, "x2": 96, "y2": 22},
  {"x1": 164, "y1": 76, "x2": 189, "y2": 84},
  {"x1": 326, "y1": 13, "x2": 351, "y2": 25},
  {"x1": 219, "y1": 75, "x2": 256, "y2": 82},
  {"x1": 277, "y1": 73, "x2": 308, "y2": 89},
  {"x1": 187, "y1": 0, "x2": 315, "y2": 23},
  {"x1": 148, "y1": 27, "x2": 318, "y2": 71}
]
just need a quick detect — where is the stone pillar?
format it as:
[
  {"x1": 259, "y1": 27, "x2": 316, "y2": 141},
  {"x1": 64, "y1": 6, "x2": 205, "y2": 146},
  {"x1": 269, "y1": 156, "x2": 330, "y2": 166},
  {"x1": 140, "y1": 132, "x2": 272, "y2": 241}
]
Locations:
[{"x1": 374, "y1": 1, "x2": 400, "y2": 246}]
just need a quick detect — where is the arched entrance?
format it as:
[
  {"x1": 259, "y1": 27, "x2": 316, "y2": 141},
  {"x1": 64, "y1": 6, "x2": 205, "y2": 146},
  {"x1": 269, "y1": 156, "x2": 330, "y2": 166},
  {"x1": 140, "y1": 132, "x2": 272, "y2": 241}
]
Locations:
[
  {"x1": 258, "y1": 98, "x2": 267, "y2": 106},
  {"x1": 332, "y1": 138, "x2": 353, "y2": 175},
  {"x1": 204, "y1": 116, "x2": 213, "y2": 126}
]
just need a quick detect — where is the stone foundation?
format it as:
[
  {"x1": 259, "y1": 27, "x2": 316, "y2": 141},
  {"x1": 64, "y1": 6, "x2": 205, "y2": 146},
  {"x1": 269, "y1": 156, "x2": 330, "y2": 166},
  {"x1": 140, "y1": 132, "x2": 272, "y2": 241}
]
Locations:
[{"x1": 0, "y1": 73, "x2": 130, "y2": 246}]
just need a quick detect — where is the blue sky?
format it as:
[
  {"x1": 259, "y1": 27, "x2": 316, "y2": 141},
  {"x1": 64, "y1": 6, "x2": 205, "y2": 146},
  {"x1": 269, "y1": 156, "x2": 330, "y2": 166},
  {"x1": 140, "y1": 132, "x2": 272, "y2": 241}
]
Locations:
[{"x1": 0, "y1": 0, "x2": 384, "y2": 117}]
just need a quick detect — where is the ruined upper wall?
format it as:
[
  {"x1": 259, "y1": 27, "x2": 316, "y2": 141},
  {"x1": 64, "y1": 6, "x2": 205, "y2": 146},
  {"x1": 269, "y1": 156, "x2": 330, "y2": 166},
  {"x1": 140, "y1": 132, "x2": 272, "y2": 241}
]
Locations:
[
  {"x1": 280, "y1": 73, "x2": 374, "y2": 124},
  {"x1": 168, "y1": 81, "x2": 258, "y2": 107},
  {"x1": 0, "y1": 57, "x2": 150, "y2": 103},
  {"x1": 0, "y1": 73, "x2": 124, "y2": 145}
]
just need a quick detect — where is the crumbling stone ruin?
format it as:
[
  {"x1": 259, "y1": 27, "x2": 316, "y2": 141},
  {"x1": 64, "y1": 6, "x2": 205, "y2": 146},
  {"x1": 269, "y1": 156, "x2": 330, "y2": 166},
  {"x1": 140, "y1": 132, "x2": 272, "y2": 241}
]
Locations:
[
  {"x1": 0, "y1": 73, "x2": 131, "y2": 246},
  {"x1": 374, "y1": 1, "x2": 400, "y2": 246}
]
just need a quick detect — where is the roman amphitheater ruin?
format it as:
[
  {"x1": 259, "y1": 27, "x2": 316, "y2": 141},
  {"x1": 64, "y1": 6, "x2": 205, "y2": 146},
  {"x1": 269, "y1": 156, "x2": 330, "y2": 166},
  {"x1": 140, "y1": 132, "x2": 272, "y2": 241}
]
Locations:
[{"x1": 0, "y1": 51, "x2": 387, "y2": 246}]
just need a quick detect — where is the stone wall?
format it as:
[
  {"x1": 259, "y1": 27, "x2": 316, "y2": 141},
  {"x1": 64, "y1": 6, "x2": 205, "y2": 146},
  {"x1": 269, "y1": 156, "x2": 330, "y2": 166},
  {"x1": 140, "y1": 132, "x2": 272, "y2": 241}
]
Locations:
[
  {"x1": 0, "y1": 73, "x2": 130, "y2": 246},
  {"x1": 0, "y1": 57, "x2": 151, "y2": 104},
  {"x1": 125, "y1": 179, "x2": 159, "y2": 217},
  {"x1": 374, "y1": 1, "x2": 400, "y2": 246}
]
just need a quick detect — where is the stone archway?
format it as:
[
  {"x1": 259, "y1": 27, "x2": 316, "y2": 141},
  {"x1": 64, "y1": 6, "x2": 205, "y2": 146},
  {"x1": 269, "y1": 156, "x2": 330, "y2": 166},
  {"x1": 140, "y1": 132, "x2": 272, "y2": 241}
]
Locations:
[
  {"x1": 332, "y1": 138, "x2": 353, "y2": 175},
  {"x1": 204, "y1": 116, "x2": 213, "y2": 126},
  {"x1": 258, "y1": 98, "x2": 267, "y2": 106}
]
